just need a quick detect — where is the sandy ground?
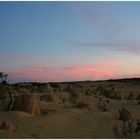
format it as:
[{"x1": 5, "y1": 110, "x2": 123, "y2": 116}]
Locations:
[{"x1": 0, "y1": 94, "x2": 140, "y2": 139}]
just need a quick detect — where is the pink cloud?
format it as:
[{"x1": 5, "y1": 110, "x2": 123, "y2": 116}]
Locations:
[
  {"x1": 62, "y1": 65, "x2": 114, "y2": 81},
  {"x1": 0, "y1": 59, "x2": 129, "y2": 82},
  {"x1": 133, "y1": 66, "x2": 140, "y2": 69},
  {"x1": 6, "y1": 67, "x2": 56, "y2": 82},
  {"x1": 115, "y1": 73, "x2": 140, "y2": 79},
  {"x1": 97, "y1": 60, "x2": 126, "y2": 67}
]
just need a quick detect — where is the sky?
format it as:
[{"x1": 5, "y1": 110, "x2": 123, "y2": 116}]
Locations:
[{"x1": 0, "y1": 1, "x2": 140, "y2": 83}]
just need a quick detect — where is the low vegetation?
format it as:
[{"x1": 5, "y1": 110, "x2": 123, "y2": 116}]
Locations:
[
  {"x1": 75, "y1": 101, "x2": 90, "y2": 109},
  {"x1": 113, "y1": 107, "x2": 137, "y2": 138},
  {"x1": 96, "y1": 96, "x2": 108, "y2": 112}
]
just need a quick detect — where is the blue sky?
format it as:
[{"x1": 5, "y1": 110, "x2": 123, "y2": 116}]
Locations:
[{"x1": 0, "y1": 2, "x2": 140, "y2": 82}]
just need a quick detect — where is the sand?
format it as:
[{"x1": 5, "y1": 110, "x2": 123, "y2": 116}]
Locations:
[{"x1": 0, "y1": 81, "x2": 140, "y2": 138}]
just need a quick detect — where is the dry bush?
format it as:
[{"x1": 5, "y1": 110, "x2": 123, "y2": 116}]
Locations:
[
  {"x1": 45, "y1": 84, "x2": 54, "y2": 94},
  {"x1": 64, "y1": 94, "x2": 78, "y2": 108},
  {"x1": 119, "y1": 108, "x2": 133, "y2": 122},
  {"x1": 106, "y1": 99, "x2": 110, "y2": 104},
  {"x1": 135, "y1": 94, "x2": 140, "y2": 104},
  {"x1": 96, "y1": 97, "x2": 108, "y2": 112},
  {"x1": 65, "y1": 86, "x2": 83, "y2": 107},
  {"x1": 76, "y1": 102, "x2": 90, "y2": 109},
  {"x1": 57, "y1": 84, "x2": 68, "y2": 92},
  {"x1": 112, "y1": 120, "x2": 125, "y2": 138},
  {"x1": 95, "y1": 85, "x2": 104, "y2": 96},
  {"x1": 95, "y1": 85, "x2": 121, "y2": 100},
  {"x1": 135, "y1": 120, "x2": 140, "y2": 133},
  {"x1": 69, "y1": 86, "x2": 84, "y2": 98},
  {"x1": 75, "y1": 101, "x2": 91, "y2": 112},
  {"x1": 105, "y1": 89, "x2": 121, "y2": 100},
  {"x1": 68, "y1": 95, "x2": 78, "y2": 107},
  {"x1": 0, "y1": 85, "x2": 7, "y2": 101},
  {"x1": 40, "y1": 93, "x2": 60, "y2": 104},
  {"x1": 85, "y1": 89, "x2": 93, "y2": 96},
  {"x1": 96, "y1": 101, "x2": 108, "y2": 112},
  {"x1": 127, "y1": 91, "x2": 135, "y2": 101},
  {"x1": 58, "y1": 96, "x2": 67, "y2": 104},
  {"x1": 135, "y1": 94, "x2": 140, "y2": 100},
  {"x1": 40, "y1": 94, "x2": 53, "y2": 102},
  {"x1": 113, "y1": 107, "x2": 137, "y2": 138},
  {"x1": 112, "y1": 120, "x2": 136, "y2": 138},
  {"x1": 113, "y1": 92, "x2": 122, "y2": 100}
]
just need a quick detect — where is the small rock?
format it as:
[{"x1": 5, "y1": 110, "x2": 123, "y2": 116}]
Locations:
[{"x1": 0, "y1": 121, "x2": 17, "y2": 132}]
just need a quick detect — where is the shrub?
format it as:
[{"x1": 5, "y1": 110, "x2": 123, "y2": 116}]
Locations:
[
  {"x1": 135, "y1": 120, "x2": 140, "y2": 133},
  {"x1": 76, "y1": 102, "x2": 90, "y2": 109},
  {"x1": 40, "y1": 94, "x2": 53, "y2": 102},
  {"x1": 106, "y1": 99, "x2": 110, "y2": 104},
  {"x1": 96, "y1": 97, "x2": 108, "y2": 112},
  {"x1": 0, "y1": 85, "x2": 7, "y2": 101},
  {"x1": 127, "y1": 91, "x2": 135, "y2": 101},
  {"x1": 135, "y1": 94, "x2": 140, "y2": 100},
  {"x1": 68, "y1": 95, "x2": 77, "y2": 107},
  {"x1": 45, "y1": 84, "x2": 54, "y2": 94},
  {"x1": 40, "y1": 93, "x2": 60, "y2": 104},
  {"x1": 95, "y1": 85, "x2": 121, "y2": 100},
  {"x1": 135, "y1": 94, "x2": 140, "y2": 104},
  {"x1": 119, "y1": 108, "x2": 132, "y2": 122},
  {"x1": 0, "y1": 72, "x2": 8, "y2": 84},
  {"x1": 113, "y1": 120, "x2": 136, "y2": 138}
]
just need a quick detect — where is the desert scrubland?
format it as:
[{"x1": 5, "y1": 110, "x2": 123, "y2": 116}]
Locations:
[{"x1": 0, "y1": 78, "x2": 140, "y2": 138}]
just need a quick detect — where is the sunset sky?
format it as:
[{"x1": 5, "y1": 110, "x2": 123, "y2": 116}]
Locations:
[{"x1": 0, "y1": 1, "x2": 140, "y2": 83}]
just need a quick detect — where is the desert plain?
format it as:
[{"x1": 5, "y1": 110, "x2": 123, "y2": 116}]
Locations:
[{"x1": 0, "y1": 78, "x2": 140, "y2": 139}]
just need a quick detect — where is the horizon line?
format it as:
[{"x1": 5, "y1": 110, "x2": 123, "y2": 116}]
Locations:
[{"x1": 9, "y1": 76, "x2": 140, "y2": 84}]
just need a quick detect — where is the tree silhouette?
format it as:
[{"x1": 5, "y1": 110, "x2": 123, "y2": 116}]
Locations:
[{"x1": 0, "y1": 72, "x2": 8, "y2": 84}]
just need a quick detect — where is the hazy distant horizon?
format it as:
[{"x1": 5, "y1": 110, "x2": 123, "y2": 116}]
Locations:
[
  {"x1": 0, "y1": 1, "x2": 140, "y2": 82},
  {"x1": 7, "y1": 76, "x2": 140, "y2": 84}
]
